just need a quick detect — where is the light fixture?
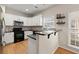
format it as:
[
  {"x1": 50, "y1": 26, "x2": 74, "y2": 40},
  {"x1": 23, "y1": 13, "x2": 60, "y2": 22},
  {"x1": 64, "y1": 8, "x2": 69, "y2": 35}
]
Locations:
[
  {"x1": 33, "y1": 4, "x2": 37, "y2": 6},
  {"x1": 33, "y1": 4, "x2": 38, "y2": 8},
  {"x1": 25, "y1": 9, "x2": 29, "y2": 11}
]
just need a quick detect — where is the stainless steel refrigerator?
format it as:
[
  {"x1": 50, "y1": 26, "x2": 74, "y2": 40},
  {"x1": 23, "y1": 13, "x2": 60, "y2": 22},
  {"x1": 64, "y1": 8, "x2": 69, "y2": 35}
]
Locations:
[{"x1": 0, "y1": 5, "x2": 5, "y2": 54}]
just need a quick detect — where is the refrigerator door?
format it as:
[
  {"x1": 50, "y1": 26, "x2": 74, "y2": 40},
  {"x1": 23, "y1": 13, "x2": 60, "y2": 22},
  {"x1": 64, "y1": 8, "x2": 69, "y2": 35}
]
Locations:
[
  {"x1": 0, "y1": 6, "x2": 5, "y2": 36},
  {"x1": 0, "y1": 5, "x2": 5, "y2": 54}
]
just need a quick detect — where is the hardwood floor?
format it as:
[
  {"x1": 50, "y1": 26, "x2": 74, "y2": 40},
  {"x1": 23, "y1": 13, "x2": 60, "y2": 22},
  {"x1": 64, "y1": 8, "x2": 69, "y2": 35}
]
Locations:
[
  {"x1": 3, "y1": 40, "x2": 28, "y2": 54},
  {"x1": 54, "y1": 47, "x2": 76, "y2": 54},
  {"x1": 2, "y1": 40, "x2": 76, "y2": 54}
]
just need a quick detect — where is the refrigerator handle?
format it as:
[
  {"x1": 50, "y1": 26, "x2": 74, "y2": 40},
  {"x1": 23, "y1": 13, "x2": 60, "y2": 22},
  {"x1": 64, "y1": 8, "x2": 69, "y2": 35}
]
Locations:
[{"x1": 2, "y1": 18, "x2": 5, "y2": 36}]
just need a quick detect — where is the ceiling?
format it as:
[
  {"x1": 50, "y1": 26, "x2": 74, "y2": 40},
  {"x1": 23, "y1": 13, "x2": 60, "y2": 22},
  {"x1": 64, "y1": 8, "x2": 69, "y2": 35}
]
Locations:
[{"x1": 5, "y1": 4, "x2": 55, "y2": 16}]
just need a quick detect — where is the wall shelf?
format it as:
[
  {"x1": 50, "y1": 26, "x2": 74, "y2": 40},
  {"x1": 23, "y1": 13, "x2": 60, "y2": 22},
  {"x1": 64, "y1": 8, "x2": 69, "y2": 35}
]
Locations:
[
  {"x1": 56, "y1": 14, "x2": 66, "y2": 25},
  {"x1": 56, "y1": 22, "x2": 65, "y2": 24},
  {"x1": 56, "y1": 13, "x2": 65, "y2": 19},
  {"x1": 56, "y1": 16, "x2": 65, "y2": 19}
]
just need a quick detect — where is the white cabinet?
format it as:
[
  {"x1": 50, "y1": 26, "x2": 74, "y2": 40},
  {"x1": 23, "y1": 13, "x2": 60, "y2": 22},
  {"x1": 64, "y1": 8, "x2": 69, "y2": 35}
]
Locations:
[
  {"x1": 5, "y1": 13, "x2": 28, "y2": 26},
  {"x1": 2, "y1": 32, "x2": 14, "y2": 44},
  {"x1": 32, "y1": 15, "x2": 43, "y2": 26},
  {"x1": 21, "y1": 17, "x2": 33, "y2": 26},
  {"x1": 5, "y1": 13, "x2": 43, "y2": 26},
  {"x1": 25, "y1": 18, "x2": 33, "y2": 26},
  {"x1": 28, "y1": 32, "x2": 58, "y2": 54},
  {"x1": 24, "y1": 15, "x2": 43, "y2": 26},
  {"x1": 5, "y1": 14, "x2": 23, "y2": 26},
  {"x1": 19, "y1": 17, "x2": 27, "y2": 26},
  {"x1": 39, "y1": 33, "x2": 58, "y2": 54},
  {"x1": 5, "y1": 14, "x2": 15, "y2": 26}
]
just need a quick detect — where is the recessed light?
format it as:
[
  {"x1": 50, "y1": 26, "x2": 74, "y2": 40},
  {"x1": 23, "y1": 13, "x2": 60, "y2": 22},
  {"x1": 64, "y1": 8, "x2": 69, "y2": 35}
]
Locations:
[
  {"x1": 33, "y1": 4, "x2": 37, "y2": 6},
  {"x1": 25, "y1": 9, "x2": 29, "y2": 11}
]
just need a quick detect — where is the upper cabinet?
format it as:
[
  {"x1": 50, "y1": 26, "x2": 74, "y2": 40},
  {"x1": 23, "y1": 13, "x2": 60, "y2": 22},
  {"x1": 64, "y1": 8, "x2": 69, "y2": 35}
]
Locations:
[
  {"x1": 23, "y1": 14, "x2": 43, "y2": 26},
  {"x1": 4, "y1": 14, "x2": 43, "y2": 26},
  {"x1": 32, "y1": 15, "x2": 43, "y2": 26},
  {"x1": 4, "y1": 13, "x2": 55, "y2": 27},
  {"x1": 4, "y1": 14, "x2": 27, "y2": 26},
  {"x1": 5, "y1": 14, "x2": 19, "y2": 26},
  {"x1": 23, "y1": 17, "x2": 33, "y2": 26}
]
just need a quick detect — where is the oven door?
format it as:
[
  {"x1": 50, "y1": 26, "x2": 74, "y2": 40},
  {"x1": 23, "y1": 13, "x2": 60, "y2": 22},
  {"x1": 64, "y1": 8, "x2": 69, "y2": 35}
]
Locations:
[{"x1": 14, "y1": 31, "x2": 24, "y2": 43}]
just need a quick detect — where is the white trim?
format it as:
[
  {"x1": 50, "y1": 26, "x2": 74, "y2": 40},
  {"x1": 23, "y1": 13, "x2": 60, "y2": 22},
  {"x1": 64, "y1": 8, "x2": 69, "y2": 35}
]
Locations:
[
  {"x1": 68, "y1": 12, "x2": 79, "y2": 49},
  {"x1": 51, "y1": 46, "x2": 59, "y2": 54},
  {"x1": 68, "y1": 13, "x2": 71, "y2": 47},
  {"x1": 59, "y1": 45, "x2": 79, "y2": 54},
  {"x1": 68, "y1": 44, "x2": 79, "y2": 49}
]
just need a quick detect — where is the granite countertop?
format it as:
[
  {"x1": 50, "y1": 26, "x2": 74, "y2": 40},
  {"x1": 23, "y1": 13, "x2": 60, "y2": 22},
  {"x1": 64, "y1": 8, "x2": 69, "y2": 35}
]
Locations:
[
  {"x1": 27, "y1": 31, "x2": 57, "y2": 40},
  {"x1": 27, "y1": 34, "x2": 36, "y2": 40},
  {"x1": 5, "y1": 25, "x2": 62, "y2": 33},
  {"x1": 35, "y1": 31, "x2": 55, "y2": 35}
]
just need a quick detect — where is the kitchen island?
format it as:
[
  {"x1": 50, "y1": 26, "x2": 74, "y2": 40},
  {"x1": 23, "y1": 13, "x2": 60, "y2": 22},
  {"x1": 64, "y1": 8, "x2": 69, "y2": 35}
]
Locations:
[{"x1": 27, "y1": 31, "x2": 58, "y2": 54}]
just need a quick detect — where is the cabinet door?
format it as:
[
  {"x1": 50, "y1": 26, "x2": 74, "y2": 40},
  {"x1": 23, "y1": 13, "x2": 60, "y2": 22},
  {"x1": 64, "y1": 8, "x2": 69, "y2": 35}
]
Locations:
[
  {"x1": 32, "y1": 15, "x2": 43, "y2": 26},
  {"x1": 19, "y1": 17, "x2": 27, "y2": 26},
  {"x1": 26, "y1": 18, "x2": 33, "y2": 26},
  {"x1": 23, "y1": 17, "x2": 32, "y2": 26},
  {"x1": 22, "y1": 15, "x2": 43, "y2": 26},
  {"x1": 5, "y1": 14, "x2": 26, "y2": 26},
  {"x1": 39, "y1": 33, "x2": 58, "y2": 54},
  {"x1": 2, "y1": 32, "x2": 14, "y2": 44},
  {"x1": 5, "y1": 14, "x2": 15, "y2": 26},
  {"x1": 36, "y1": 15, "x2": 43, "y2": 26}
]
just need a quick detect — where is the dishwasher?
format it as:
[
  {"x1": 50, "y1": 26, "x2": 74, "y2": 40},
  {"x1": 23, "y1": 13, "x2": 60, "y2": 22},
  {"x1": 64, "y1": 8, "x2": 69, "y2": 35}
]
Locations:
[{"x1": 27, "y1": 34, "x2": 39, "y2": 54}]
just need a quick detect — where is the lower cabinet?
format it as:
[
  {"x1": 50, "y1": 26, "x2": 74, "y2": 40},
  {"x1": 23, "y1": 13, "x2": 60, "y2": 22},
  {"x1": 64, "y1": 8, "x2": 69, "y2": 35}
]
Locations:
[
  {"x1": 2, "y1": 31, "x2": 32, "y2": 45},
  {"x1": 2, "y1": 32, "x2": 14, "y2": 45},
  {"x1": 28, "y1": 33, "x2": 58, "y2": 54},
  {"x1": 39, "y1": 33, "x2": 58, "y2": 54}
]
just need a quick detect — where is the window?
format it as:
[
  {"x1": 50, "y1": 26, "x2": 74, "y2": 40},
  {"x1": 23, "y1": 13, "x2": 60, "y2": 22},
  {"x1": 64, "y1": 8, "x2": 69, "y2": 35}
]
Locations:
[{"x1": 69, "y1": 12, "x2": 79, "y2": 48}]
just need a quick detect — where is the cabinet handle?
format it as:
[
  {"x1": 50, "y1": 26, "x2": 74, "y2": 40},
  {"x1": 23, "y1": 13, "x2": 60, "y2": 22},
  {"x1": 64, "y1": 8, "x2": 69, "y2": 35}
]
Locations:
[{"x1": 54, "y1": 32, "x2": 56, "y2": 36}]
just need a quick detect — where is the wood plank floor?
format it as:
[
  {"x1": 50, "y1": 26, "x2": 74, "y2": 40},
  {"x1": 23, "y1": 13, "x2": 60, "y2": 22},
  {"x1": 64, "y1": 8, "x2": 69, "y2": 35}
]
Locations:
[
  {"x1": 54, "y1": 47, "x2": 76, "y2": 54},
  {"x1": 2, "y1": 40, "x2": 76, "y2": 54},
  {"x1": 3, "y1": 40, "x2": 28, "y2": 54}
]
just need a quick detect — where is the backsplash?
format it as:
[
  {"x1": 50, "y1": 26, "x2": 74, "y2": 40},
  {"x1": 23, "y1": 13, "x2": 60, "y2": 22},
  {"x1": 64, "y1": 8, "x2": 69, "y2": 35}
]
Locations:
[
  {"x1": 5, "y1": 26, "x2": 13, "y2": 33},
  {"x1": 5, "y1": 26, "x2": 43, "y2": 33}
]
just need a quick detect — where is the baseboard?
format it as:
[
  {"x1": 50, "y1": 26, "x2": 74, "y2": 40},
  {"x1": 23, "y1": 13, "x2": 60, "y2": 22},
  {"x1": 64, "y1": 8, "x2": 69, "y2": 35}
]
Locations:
[
  {"x1": 51, "y1": 45, "x2": 59, "y2": 54},
  {"x1": 59, "y1": 45, "x2": 79, "y2": 54}
]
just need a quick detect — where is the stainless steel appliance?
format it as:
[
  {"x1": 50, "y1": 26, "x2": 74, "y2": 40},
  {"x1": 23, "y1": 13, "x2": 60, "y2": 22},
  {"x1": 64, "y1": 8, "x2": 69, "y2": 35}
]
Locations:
[
  {"x1": 13, "y1": 21, "x2": 24, "y2": 43},
  {"x1": 0, "y1": 6, "x2": 5, "y2": 54},
  {"x1": 14, "y1": 21, "x2": 23, "y2": 28}
]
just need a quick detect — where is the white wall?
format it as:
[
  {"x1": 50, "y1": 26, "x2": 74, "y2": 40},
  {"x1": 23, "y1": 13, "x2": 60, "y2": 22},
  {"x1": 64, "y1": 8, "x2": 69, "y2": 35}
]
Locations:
[{"x1": 40, "y1": 4, "x2": 79, "y2": 53}]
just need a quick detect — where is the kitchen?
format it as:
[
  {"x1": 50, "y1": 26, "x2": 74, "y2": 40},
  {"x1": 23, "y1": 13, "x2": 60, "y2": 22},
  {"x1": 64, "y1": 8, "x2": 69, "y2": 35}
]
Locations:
[{"x1": 0, "y1": 4, "x2": 79, "y2": 54}]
